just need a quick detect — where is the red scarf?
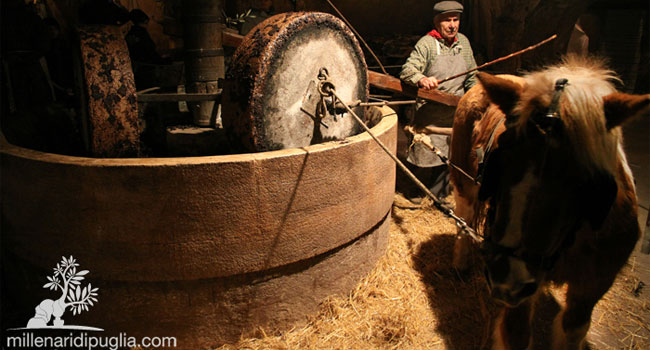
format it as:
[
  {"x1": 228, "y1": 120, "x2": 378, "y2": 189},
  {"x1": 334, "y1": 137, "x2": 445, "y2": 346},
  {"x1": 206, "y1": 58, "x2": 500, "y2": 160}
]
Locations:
[{"x1": 427, "y1": 29, "x2": 457, "y2": 46}]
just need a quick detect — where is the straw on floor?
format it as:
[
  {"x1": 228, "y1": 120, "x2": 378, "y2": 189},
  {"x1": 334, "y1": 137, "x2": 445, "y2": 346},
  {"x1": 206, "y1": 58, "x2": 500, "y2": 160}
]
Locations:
[{"x1": 218, "y1": 194, "x2": 650, "y2": 350}]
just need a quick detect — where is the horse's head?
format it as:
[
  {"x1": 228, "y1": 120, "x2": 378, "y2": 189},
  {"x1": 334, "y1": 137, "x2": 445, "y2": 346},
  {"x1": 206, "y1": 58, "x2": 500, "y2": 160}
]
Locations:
[{"x1": 476, "y1": 57, "x2": 649, "y2": 307}]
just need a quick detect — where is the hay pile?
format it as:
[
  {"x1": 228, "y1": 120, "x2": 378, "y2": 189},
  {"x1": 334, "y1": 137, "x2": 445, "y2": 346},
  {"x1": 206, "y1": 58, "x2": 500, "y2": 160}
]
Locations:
[
  {"x1": 218, "y1": 194, "x2": 649, "y2": 350},
  {"x1": 588, "y1": 254, "x2": 650, "y2": 349}
]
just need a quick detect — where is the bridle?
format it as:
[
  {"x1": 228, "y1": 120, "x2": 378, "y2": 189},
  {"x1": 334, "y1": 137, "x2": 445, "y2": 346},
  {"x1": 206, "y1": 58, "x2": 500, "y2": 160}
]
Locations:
[
  {"x1": 458, "y1": 78, "x2": 570, "y2": 186},
  {"x1": 481, "y1": 78, "x2": 573, "y2": 272},
  {"x1": 532, "y1": 78, "x2": 569, "y2": 133}
]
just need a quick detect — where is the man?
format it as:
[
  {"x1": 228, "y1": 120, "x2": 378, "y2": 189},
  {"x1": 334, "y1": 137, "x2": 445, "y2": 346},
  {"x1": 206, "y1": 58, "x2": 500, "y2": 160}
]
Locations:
[{"x1": 400, "y1": 0, "x2": 477, "y2": 204}]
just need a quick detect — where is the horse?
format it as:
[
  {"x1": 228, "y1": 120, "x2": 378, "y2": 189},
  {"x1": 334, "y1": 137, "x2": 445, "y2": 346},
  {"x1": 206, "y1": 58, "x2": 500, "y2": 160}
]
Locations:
[{"x1": 448, "y1": 56, "x2": 650, "y2": 350}]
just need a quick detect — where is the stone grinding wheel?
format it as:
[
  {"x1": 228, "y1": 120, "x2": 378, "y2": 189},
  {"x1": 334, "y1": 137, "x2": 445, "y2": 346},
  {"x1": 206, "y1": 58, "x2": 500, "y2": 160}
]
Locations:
[
  {"x1": 77, "y1": 25, "x2": 140, "y2": 157},
  {"x1": 222, "y1": 12, "x2": 369, "y2": 152}
]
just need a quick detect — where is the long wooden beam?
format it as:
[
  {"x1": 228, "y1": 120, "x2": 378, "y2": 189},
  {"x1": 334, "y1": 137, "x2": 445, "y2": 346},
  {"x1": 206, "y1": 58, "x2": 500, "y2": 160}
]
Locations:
[
  {"x1": 222, "y1": 31, "x2": 459, "y2": 106},
  {"x1": 368, "y1": 71, "x2": 460, "y2": 106}
]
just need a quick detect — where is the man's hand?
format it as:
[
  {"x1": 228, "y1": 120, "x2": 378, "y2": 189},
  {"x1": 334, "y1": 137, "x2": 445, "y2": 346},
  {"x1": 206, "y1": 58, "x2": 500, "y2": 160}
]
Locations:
[{"x1": 417, "y1": 76, "x2": 439, "y2": 90}]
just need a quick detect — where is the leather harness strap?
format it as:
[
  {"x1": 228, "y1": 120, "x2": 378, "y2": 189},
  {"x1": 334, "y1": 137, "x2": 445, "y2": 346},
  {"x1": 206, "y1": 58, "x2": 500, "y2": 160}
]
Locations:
[
  {"x1": 475, "y1": 117, "x2": 506, "y2": 185},
  {"x1": 482, "y1": 78, "x2": 573, "y2": 271}
]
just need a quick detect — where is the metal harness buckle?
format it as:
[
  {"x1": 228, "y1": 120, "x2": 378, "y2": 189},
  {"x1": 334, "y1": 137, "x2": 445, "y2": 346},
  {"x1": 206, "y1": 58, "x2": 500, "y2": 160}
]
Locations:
[{"x1": 545, "y1": 78, "x2": 569, "y2": 119}]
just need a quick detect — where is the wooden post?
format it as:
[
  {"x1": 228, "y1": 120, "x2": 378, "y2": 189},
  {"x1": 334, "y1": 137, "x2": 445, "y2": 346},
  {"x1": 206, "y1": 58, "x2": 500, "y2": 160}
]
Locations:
[{"x1": 183, "y1": 0, "x2": 225, "y2": 126}]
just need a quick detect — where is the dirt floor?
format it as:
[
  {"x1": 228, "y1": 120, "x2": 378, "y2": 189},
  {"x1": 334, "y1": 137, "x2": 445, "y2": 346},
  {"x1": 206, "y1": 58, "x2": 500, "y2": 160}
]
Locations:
[{"x1": 217, "y1": 193, "x2": 650, "y2": 350}]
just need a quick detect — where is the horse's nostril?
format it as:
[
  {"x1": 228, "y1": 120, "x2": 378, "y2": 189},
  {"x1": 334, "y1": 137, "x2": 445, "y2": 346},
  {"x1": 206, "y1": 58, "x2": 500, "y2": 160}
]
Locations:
[{"x1": 517, "y1": 281, "x2": 538, "y2": 299}]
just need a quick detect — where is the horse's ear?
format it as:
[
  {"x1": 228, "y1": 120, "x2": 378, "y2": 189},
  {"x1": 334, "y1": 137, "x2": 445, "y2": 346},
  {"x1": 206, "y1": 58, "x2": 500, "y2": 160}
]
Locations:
[
  {"x1": 581, "y1": 172, "x2": 617, "y2": 230},
  {"x1": 603, "y1": 93, "x2": 650, "y2": 129},
  {"x1": 477, "y1": 72, "x2": 523, "y2": 116}
]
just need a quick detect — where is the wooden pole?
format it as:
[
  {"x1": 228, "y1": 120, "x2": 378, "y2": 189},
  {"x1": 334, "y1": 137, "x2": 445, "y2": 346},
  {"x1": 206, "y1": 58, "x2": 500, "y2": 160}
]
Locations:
[
  {"x1": 327, "y1": 88, "x2": 482, "y2": 243},
  {"x1": 436, "y1": 34, "x2": 558, "y2": 85}
]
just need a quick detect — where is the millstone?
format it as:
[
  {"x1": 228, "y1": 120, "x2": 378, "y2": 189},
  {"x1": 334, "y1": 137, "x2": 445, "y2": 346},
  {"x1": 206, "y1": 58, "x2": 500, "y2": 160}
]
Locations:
[
  {"x1": 77, "y1": 25, "x2": 140, "y2": 157},
  {"x1": 222, "y1": 12, "x2": 369, "y2": 152}
]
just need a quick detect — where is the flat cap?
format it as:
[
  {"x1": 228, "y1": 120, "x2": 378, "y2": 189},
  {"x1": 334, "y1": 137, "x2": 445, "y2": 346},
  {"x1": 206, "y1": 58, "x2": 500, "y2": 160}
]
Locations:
[{"x1": 433, "y1": 1, "x2": 463, "y2": 16}]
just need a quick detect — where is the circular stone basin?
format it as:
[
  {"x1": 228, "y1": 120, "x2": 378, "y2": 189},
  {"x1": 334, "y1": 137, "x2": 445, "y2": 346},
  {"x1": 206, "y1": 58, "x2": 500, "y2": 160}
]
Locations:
[{"x1": 1, "y1": 108, "x2": 397, "y2": 349}]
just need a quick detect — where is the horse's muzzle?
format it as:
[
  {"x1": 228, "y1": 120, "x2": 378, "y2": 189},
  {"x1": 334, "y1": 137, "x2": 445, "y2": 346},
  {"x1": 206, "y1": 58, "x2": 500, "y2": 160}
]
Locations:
[{"x1": 484, "y1": 266, "x2": 538, "y2": 307}]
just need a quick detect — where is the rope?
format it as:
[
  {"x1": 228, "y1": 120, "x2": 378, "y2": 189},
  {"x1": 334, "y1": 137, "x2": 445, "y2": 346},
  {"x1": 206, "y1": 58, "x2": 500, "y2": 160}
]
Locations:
[
  {"x1": 324, "y1": 0, "x2": 388, "y2": 75},
  {"x1": 405, "y1": 128, "x2": 479, "y2": 184}
]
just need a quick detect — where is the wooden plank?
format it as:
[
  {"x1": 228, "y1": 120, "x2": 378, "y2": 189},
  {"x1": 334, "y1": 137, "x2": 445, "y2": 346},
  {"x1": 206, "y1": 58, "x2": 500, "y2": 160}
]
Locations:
[
  {"x1": 222, "y1": 31, "x2": 244, "y2": 48},
  {"x1": 368, "y1": 71, "x2": 460, "y2": 106},
  {"x1": 221, "y1": 31, "x2": 460, "y2": 107}
]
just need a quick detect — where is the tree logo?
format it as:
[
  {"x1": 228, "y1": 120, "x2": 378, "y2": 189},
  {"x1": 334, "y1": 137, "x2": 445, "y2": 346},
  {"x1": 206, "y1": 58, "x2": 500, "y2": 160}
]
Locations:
[{"x1": 25, "y1": 256, "x2": 102, "y2": 330}]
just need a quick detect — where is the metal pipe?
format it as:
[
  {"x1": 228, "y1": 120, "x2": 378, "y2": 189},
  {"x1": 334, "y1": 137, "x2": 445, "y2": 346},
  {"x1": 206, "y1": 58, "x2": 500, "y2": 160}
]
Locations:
[
  {"x1": 368, "y1": 65, "x2": 403, "y2": 69},
  {"x1": 346, "y1": 100, "x2": 417, "y2": 107},
  {"x1": 136, "y1": 92, "x2": 221, "y2": 102},
  {"x1": 357, "y1": 100, "x2": 417, "y2": 107}
]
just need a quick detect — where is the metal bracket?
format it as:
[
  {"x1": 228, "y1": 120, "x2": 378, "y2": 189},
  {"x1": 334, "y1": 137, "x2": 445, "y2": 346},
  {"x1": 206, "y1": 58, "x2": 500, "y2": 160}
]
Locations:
[{"x1": 300, "y1": 79, "x2": 329, "y2": 128}]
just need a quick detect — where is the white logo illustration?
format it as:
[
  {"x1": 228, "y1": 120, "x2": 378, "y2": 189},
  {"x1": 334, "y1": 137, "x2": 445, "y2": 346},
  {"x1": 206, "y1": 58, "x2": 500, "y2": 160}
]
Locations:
[{"x1": 25, "y1": 256, "x2": 102, "y2": 330}]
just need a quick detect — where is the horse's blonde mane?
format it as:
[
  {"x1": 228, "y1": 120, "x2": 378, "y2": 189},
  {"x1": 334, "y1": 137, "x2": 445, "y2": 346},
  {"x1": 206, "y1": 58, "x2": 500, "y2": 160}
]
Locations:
[{"x1": 513, "y1": 55, "x2": 622, "y2": 175}]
